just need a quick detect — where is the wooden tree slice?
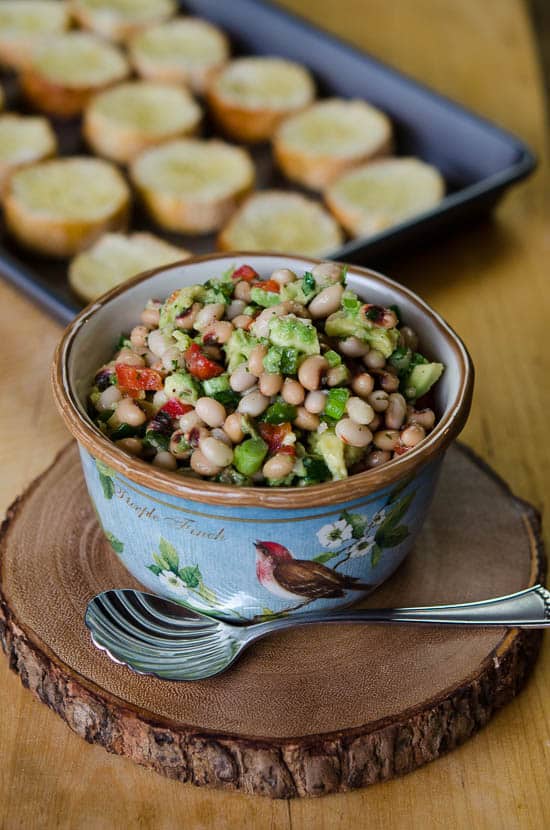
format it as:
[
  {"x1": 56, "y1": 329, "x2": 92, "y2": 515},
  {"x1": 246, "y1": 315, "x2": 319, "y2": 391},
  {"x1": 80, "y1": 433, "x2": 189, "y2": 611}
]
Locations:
[{"x1": 0, "y1": 443, "x2": 545, "y2": 798}]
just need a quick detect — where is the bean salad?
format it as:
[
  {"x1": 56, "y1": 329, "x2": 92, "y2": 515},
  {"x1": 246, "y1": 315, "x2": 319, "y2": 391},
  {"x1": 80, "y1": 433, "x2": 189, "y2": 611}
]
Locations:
[{"x1": 88, "y1": 262, "x2": 444, "y2": 486}]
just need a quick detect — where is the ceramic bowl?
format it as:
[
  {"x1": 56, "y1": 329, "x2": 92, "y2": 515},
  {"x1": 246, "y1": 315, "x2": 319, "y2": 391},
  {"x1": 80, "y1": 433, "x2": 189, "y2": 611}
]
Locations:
[{"x1": 52, "y1": 253, "x2": 473, "y2": 621}]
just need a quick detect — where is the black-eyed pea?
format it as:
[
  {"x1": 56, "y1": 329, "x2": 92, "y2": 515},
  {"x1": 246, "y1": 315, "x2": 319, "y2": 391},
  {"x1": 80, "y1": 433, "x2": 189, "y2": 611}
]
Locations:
[
  {"x1": 368, "y1": 390, "x2": 389, "y2": 412},
  {"x1": 115, "y1": 347, "x2": 145, "y2": 367},
  {"x1": 97, "y1": 385, "x2": 121, "y2": 411},
  {"x1": 130, "y1": 324, "x2": 149, "y2": 350},
  {"x1": 147, "y1": 329, "x2": 172, "y2": 357},
  {"x1": 352, "y1": 372, "x2": 375, "y2": 398},
  {"x1": 204, "y1": 320, "x2": 234, "y2": 345},
  {"x1": 363, "y1": 349, "x2": 386, "y2": 370},
  {"x1": 379, "y1": 371, "x2": 400, "y2": 393},
  {"x1": 294, "y1": 406, "x2": 320, "y2": 431},
  {"x1": 338, "y1": 336, "x2": 369, "y2": 357},
  {"x1": 298, "y1": 355, "x2": 328, "y2": 391},
  {"x1": 115, "y1": 437, "x2": 142, "y2": 456},
  {"x1": 346, "y1": 396, "x2": 375, "y2": 425},
  {"x1": 161, "y1": 345, "x2": 184, "y2": 371},
  {"x1": 232, "y1": 314, "x2": 253, "y2": 330},
  {"x1": 373, "y1": 430, "x2": 400, "y2": 451},
  {"x1": 169, "y1": 429, "x2": 191, "y2": 459},
  {"x1": 259, "y1": 372, "x2": 283, "y2": 396},
  {"x1": 262, "y1": 453, "x2": 295, "y2": 480},
  {"x1": 226, "y1": 299, "x2": 246, "y2": 320},
  {"x1": 190, "y1": 449, "x2": 222, "y2": 477},
  {"x1": 233, "y1": 280, "x2": 251, "y2": 302},
  {"x1": 194, "y1": 302, "x2": 225, "y2": 331},
  {"x1": 368, "y1": 413, "x2": 382, "y2": 431},
  {"x1": 195, "y1": 397, "x2": 226, "y2": 428},
  {"x1": 230, "y1": 364, "x2": 257, "y2": 392},
  {"x1": 385, "y1": 393, "x2": 407, "y2": 429},
  {"x1": 304, "y1": 390, "x2": 326, "y2": 414},
  {"x1": 271, "y1": 267, "x2": 296, "y2": 286},
  {"x1": 281, "y1": 378, "x2": 305, "y2": 405},
  {"x1": 311, "y1": 261, "x2": 343, "y2": 283},
  {"x1": 114, "y1": 397, "x2": 146, "y2": 426},
  {"x1": 153, "y1": 451, "x2": 178, "y2": 470},
  {"x1": 400, "y1": 325, "x2": 419, "y2": 351},
  {"x1": 401, "y1": 424, "x2": 426, "y2": 448},
  {"x1": 366, "y1": 449, "x2": 392, "y2": 468},
  {"x1": 179, "y1": 409, "x2": 202, "y2": 432},
  {"x1": 200, "y1": 436, "x2": 234, "y2": 467},
  {"x1": 211, "y1": 427, "x2": 232, "y2": 446},
  {"x1": 140, "y1": 306, "x2": 160, "y2": 328},
  {"x1": 335, "y1": 418, "x2": 373, "y2": 448},
  {"x1": 251, "y1": 305, "x2": 285, "y2": 338},
  {"x1": 326, "y1": 364, "x2": 350, "y2": 387},
  {"x1": 224, "y1": 412, "x2": 244, "y2": 443},
  {"x1": 238, "y1": 390, "x2": 270, "y2": 416},
  {"x1": 176, "y1": 301, "x2": 202, "y2": 330},
  {"x1": 248, "y1": 344, "x2": 267, "y2": 377},
  {"x1": 407, "y1": 408, "x2": 436, "y2": 431},
  {"x1": 308, "y1": 283, "x2": 344, "y2": 318}
]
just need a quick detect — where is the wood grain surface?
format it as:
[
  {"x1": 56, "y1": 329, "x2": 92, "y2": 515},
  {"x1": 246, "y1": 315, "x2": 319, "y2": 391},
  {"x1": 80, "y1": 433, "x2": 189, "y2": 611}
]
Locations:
[{"x1": 1, "y1": 0, "x2": 549, "y2": 827}]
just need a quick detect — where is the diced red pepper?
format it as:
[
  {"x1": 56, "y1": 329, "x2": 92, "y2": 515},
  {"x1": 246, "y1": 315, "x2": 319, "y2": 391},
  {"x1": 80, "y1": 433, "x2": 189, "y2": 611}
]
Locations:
[
  {"x1": 232, "y1": 264, "x2": 259, "y2": 282},
  {"x1": 260, "y1": 279, "x2": 280, "y2": 293},
  {"x1": 184, "y1": 343, "x2": 224, "y2": 380},
  {"x1": 258, "y1": 422, "x2": 296, "y2": 456},
  {"x1": 115, "y1": 364, "x2": 163, "y2": 394},
  {"x1": 160, "y1": 399, "x2": 193, "y2": 418}
]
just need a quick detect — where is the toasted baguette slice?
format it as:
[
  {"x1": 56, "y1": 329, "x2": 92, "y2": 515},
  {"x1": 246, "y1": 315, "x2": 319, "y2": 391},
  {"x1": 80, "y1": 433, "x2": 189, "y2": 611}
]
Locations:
[
  {"x1": 218, "y1": 190, "x2": 343, "y2": 256},
  {"x1": 21, "y1": 31, "x2": 130, "y2": 117},
  {"x1": 84, "y1": 81, "x2": 202, "y2": 164},
  {"x1": 274, "y1": 98, "x2": 393, "y2": 190},
  {"x1": 69, "y1": 0, "x2": 177, "y2": 43},
  {"x1": 325, "y1": 157, "x2": 444, "y2": 237},
  {"x1": 4, "y1": 156, "x2": 130, "y2": 257},
  {"x1": 130, "y1": 138, "x2": 255, "y2": 234},
  {"x1": 206, "y1": 57, "x2": 315, "y2": 143},
  {"x1": 69, "y1": 232, "x2": 190, "y2": 302},
  {"x1": 0, "y1": 113, "x2": 57, "y2": 194},
  {"x1": 0, "y1": 1, "x2": 70, "y2": 71},
  {"x1": 130, "y1": 17, "x2": 229, "y2": 95}
]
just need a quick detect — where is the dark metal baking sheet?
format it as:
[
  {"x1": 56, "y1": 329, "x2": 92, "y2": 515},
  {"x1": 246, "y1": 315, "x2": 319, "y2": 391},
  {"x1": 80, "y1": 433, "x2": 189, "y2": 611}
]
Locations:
[{"x1": 0, "y1": 0, "x2": 536, "y2": 324}]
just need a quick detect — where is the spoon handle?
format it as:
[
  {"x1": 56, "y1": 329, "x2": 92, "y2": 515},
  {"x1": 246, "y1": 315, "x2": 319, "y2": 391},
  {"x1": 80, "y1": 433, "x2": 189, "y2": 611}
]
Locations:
[{"x1": 251, "y1": 585, "x2": 550, "y2": 637}]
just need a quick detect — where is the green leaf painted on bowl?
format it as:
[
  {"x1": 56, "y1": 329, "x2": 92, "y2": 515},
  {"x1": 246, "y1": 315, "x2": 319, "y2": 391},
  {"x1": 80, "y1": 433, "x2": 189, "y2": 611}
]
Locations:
[
  {"x1": 370, "y1": 543, "x2": 383, "y2": 567},
  {"x1": 158, "y1": 537, "x2": 179, "y2": 572},
  {"x1": 105, "y1": 531, "x2": 124, "y2": 555},
  {"x1": 375, "y1": 524, "x2": 409, "y2": 548},
  {"x1": 313, "y1": 551, "x2": 338, "y2": 564}
]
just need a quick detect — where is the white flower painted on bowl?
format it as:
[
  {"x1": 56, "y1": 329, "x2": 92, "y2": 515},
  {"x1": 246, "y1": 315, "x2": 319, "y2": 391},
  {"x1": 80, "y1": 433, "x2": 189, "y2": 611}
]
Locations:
[
  {"x1": 158, "y1": 570, "x2": 188, "y2": 594},
  {"x1": 316, "y1": 519, "x2": 353, "y2": 549},
  {"x1": 349, "y1": 533, "x2": 377, "y2": 559}
]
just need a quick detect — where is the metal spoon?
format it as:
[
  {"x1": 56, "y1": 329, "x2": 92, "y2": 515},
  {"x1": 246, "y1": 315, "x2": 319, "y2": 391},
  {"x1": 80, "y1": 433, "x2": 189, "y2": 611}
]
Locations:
[{"x1": 85, "y1": 584, "x2": 550, "y2": 682}]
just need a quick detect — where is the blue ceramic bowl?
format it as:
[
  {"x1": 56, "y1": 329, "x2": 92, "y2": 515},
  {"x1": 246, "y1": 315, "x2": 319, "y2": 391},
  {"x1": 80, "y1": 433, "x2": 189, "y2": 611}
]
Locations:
[{"x1": 53, "y1": 253, "x2": 473, "y2": 621}]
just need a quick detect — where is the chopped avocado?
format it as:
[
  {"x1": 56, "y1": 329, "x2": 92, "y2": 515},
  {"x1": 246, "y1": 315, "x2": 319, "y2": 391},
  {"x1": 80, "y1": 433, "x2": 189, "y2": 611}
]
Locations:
[
  {"x1": 201, "y1": 275, "x2": 234, "y2": 305},
  {"x1": 268, "y1": 315, "x2": 320, "y2": 355},
  {"x1": 223, "y1": 328, "x2": 261, "y2": 372},
  {"x1": 280, "y1": 274, "x2": 318, "y2": 306},
  {"x1": 341, "y1": 290, "x2": 361, "y2": 316},
  {"x1": 324, "y1": 310, "x2": 399, "y2": 358},
  {"x1": 159, "y1": 285, "x2": 203, "y2": 331},
  {"x1": 202, "y1": 374, "x2": 230, "y2": 396},
  {"x1": 316, "y1": 430, "x2": 348, "y2": 481},
  {"x1": 389, "y1": 345, "x2": 412, "y2": 375},
  {"x1": 163, "y1": 371, "x2": 200, "y2": 404},
  {"x1": 249, "y1": 286, "x2": 282, "y2": 308},
  {"x1": 405, "y1": 363, "x2": 444, "y2": 400},
  {"x1": 301, "y1": 456, "x2": 331, "y2": 485},
  {"x1": 323, "y1": 349, "x2": 342, "y2": 368},
  {"x1": 171, "y1": 330, "x2": 192, "y2": 352}
]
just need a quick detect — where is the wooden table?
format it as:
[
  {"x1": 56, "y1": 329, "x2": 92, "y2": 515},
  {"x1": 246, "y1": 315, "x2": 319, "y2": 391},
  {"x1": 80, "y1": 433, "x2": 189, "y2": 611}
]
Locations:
[{"x1": 1, "y1": 1, "x2": 549, "y2": 827}]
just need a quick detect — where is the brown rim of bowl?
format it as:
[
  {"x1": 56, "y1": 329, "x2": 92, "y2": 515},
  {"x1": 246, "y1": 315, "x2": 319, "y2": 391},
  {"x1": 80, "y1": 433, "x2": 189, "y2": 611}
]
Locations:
[{"x1": 52, "y1": 251, "x2": 474, "y2": 509}]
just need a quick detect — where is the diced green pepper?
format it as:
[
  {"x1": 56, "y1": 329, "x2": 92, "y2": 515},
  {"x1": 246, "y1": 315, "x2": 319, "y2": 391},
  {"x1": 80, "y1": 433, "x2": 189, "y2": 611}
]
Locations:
[
  {"x1": 202, "y1": 374, "x2": 230, "y2": 396},
  {"x1": 233, "y1": 438, "x2": 268, "y2": 476},
  {"x1": 263, "y1": 401, "x2": 297, "y2": 424},
  {"x1": 324, "y1": 388, "x2": 350, "y2": 420}
]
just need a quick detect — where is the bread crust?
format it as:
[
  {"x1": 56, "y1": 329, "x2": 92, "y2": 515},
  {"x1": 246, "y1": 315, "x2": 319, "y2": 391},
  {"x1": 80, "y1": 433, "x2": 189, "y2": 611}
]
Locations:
[
  {"x1": 83, "y1": 84, "x2": 202, "y2": 164},
  {"x1": 69, "y1": 0, "x2": 177, "y2": 43},
  {"x1": 3, "y1": 159, "x2": 130, "y2": 257},
  {"x1": 0, "y1": 115, "x2": 57, "y2": 195},
  {"x1": 21, "y1": 68, "x2": 126, "y2": 117},
  {"x1": 324, "y1": 158, "x2": 445, "y2": 237},
  {"x1": 130, "y1": 141, "x2": 254, "y2": 234},
  {"x1": 217, "y1": 190, "x2": 343, "y2": 255}
]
